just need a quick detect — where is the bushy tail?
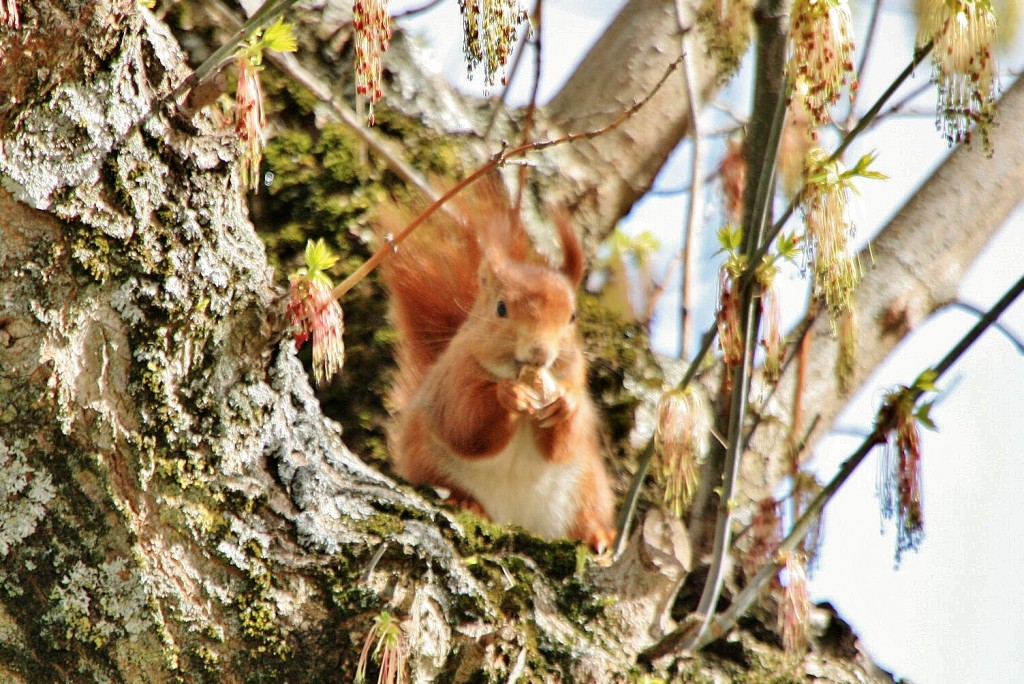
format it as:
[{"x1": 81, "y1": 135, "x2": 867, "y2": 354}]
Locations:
[{"x1": 379, "y1": 179, "x2": 527, "y2": 406}]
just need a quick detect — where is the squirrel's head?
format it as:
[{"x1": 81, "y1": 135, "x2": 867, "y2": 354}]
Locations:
[
  {"x1": 473, "y1": 253, "x2": 579, "y2": 380},
  {"x1": 455, "y1": 189, "x2": 586, "y2": 379}
]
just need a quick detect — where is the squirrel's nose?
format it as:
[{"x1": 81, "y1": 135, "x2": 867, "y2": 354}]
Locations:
[{"x1": 521, "y1": 344, "x2": 555, "y2": 368}]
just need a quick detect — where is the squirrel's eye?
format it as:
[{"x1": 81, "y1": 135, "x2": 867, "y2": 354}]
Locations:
[
  {"x1": 570, "y1": 310, "x2": 577, "y2": 324},
  {"x1": 496, "y1": 301, "x2": 508, "y2": 318}
]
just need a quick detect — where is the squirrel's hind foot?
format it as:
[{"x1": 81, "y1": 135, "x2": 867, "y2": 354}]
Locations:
[
  {"x1": 581, "y1": 525, "x2": 616, "y2": 555},
  {"x1": 445, "y1": 493, "x2": 488, "y2": 519}
]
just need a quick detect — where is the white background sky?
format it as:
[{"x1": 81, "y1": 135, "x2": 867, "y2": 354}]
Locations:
[{"x1": 393, "y1": 1, "x2": 1024, "y2": 681}]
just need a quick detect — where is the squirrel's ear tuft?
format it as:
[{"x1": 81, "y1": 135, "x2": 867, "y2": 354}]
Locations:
[
  {"x1": 478, "y1": 248, "x2": 502, "y2": 289},
  {"x1": 553, "y1": 212, "x2": 585, "y2": 287}
]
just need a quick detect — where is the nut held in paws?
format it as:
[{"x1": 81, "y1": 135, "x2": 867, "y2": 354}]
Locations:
[{"x1": 518, "y1": 365, "x2": 557, "y2": 404}]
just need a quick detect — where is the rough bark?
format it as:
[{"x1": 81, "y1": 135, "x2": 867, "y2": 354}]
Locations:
[
  {"x1": 0, "y1": 1, "x2": 1013, "y2": 682},
  {"x1": 537, "y1": 0, "x2": 741, "y2": 239}
]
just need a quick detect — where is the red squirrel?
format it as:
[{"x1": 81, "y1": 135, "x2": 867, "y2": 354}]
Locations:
[{"x1": 380, "y1": 181, "x2": 616, "y2": 552}]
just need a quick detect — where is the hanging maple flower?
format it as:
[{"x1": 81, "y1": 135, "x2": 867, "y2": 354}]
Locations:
[
  {"x1": 793, "y1": 471, "x2": 826, "y2": 571},
  {"x1": 695, "y1": 0, "x2": 754, "y2": 76},
  {"x1": 458, "y1": 0, "x2": 481, "y2": 77},
  {"x1": 287, "y1": 239, "x2": 345, "y2": 386},
  {"x1": 717, "y1": 268, "x2": 743, "y2": 367},
  {"x1": 778, "y1": 93, "x2": 816, "y2": 198},
  {"x1": 1, "y1": 0, "x2": 19, "y2": 28},
  {"x1": 720, "y1": 136, "x2": 747, "y2": 225},
  {"x1": 353, "y1": 0, "x2": 393, "y2": 125},
  {"x1": 458, "y1": 0, "x2": 528, "y2": 86},
  {"x1": 235, "y1": 18, "x2": 298, "y2": 190},
  {"x1": 235, "y1": 55, "x2": 266, "y2": 191},
  {"x1": 801, "y1": 147, "x2": 861, "y2": 324},
  {"x1": 356, "y1": 611, "x2": 407, "y2": 684},
  {"x1": 744, "y1": 497, "x2": 782, "y2": 578},
  {"x1": 779, "y1": 551, "x2": 811, "y2": 653},
  {"x1": 654, "y1": 387, "x2": 708, "y2": 517},
  {"x1": 917, "y1": 0, "x2": 998, "y2": 150},
  {"x1": 787, "y1": 0, "x2": 857, "y2": 123},
  {"x1": 876, "y1": 386, "x2": 930, "y2": 565},
  {"x1": 716, "y1": 225, "x2": 746, "y2": 366},
  {"x1": 756, "y1": 232, "x2": 801, "y2": 383}
]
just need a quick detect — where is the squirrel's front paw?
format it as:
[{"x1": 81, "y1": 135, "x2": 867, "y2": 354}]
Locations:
[
  {"x1": 497, "y1": 378, "x2": 541, "y2": 415},
  {"x1": 535, "y1": 392, "x2": 577, "y2": 428}
]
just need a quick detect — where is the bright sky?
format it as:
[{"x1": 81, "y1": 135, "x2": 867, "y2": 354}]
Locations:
[{"x1": 394, "y1": 1, "x2": 1024, "y2": 681}]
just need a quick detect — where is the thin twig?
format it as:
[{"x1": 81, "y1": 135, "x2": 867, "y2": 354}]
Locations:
[
  {"x1": 642, "y1": 13, "x2": 700, "y2": 339},
  {"x1": 169, "y1": 0, "x2": 302, "y2": 103},
  {"x1": 513, "y1": 0, "x2": 545, "y2": 217},
  {"x1": 647, "y1": 167, "x2": 725, "y2": 197},
  {"x1": 949, "y1": 300, "x2": 1024, "y2": 354},
  {"x1": 846, "y1": 0, "x2": 883, "y2": 128},
  {"x1": 675, "y1": 34, "x2": 700, "y2": 360},
  {"x1": 271, "y1": 51, "x2": 441, "y2": 202},
  {"x1": 612, "y1": 46, "x2": 935, "y2": 555},
  {"x1": 871, "y1": 81, "x2": 937, "y2": 125},
  {"x1": 673, "y1": 272, "x2": 1024, "y2": 653},
  {"x1": 329, "y1": 56, "x2": 685, "y2": 301},
  {"x1": 393, "y1": 0, "x2": 446, "y2": 20}
]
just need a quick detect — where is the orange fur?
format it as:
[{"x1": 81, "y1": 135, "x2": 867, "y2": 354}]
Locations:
[{"x1": 379, "y1": 180, "x2": 615, "y2": 551}]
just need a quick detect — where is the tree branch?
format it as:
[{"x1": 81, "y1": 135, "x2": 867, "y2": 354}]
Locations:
[
  {"x1": 750, "y1": 74, "x2": 1024, "y2": 484},
  {"x1": 541, "y1": 0, "x2": 749, "y2": 237},
  {"x1": 689, "y1": 0, "x2": 788, "y2": 645},
  {"x1": 673, "y1": 271, "x2": 1024, "y2": 654}
]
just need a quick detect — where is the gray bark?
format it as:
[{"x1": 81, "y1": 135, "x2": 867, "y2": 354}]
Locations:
[{"x1": 538, "y1": 0, "x2": 734, "y2": 238}]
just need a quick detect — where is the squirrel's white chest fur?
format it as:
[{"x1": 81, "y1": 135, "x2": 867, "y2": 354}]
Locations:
[{"x1": 440, "y1": 423, "x2": 582, "y2": 539}]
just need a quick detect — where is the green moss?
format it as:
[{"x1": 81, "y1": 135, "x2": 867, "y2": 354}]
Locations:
[
  {"x1": 373, "y1": 108, "x2": 467, "y2": 177},
  {"x1": 507, "y1": 530, "x2": 579, "y2": 580},
  {"x1": 187, "y1": 645, "x2": 222, "y2": 681},
  {"x1": 362, "y1": 513, "x2": 404, "y2": 538},
  {"x1": 576, "y1": 290, "x2": 667, "y2": 509},
  {"x1": 578, "y1": 292, "x2": 659, "y2": 442},
  {"x1": 234, "y1": 562, "x2": 293, "y2": 679},
  {"x1": 321, "y1": 553, "x2": 382, "y2": 622},
  {"x1": 70, "y1": 230, "x2": 118, "y2": 282}
]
